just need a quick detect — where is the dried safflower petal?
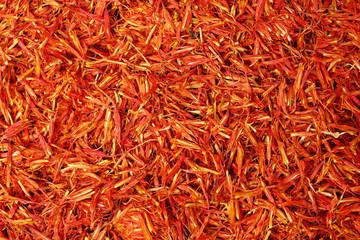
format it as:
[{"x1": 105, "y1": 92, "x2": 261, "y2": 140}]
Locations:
[{"x1": 0, "y1": 0, "x2": 359, "y2": 239}]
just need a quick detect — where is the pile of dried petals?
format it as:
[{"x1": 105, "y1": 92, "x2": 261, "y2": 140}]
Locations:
[{"x1": 0, "y1": 0, "x2": 360, "y2": 239}]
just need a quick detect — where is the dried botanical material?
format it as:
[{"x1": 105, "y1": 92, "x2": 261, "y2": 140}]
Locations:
[{"x1": 0, "y1": 0, "x2": 360, "y2": 239}]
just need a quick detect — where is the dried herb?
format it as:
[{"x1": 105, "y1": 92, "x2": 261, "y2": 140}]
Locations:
[{"x1": 0, "y1": 0, "x2": 359, "y2": 239}]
